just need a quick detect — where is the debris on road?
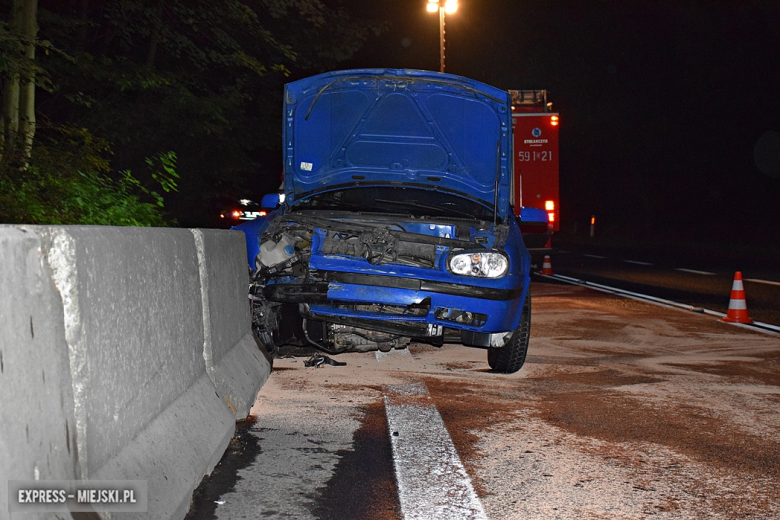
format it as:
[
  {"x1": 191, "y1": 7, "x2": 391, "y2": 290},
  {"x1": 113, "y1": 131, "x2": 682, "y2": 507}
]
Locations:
[{"x1": 304, "y1": 354, "x2": 347, "y2": 368}]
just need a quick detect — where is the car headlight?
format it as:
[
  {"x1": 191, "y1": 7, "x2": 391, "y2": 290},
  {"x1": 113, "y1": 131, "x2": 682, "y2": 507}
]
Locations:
[{"x1": 448, "y1": 251, "x2": 509, "y2": 278}]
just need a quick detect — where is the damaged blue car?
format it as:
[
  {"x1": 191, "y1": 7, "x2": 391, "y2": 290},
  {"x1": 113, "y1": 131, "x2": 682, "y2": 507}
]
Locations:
[{"x1": 246, "y1": 69, "x2": 532, "y2": 373}]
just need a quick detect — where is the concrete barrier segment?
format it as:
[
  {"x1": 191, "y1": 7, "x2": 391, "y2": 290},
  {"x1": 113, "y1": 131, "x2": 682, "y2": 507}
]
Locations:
[
  {"x1": 0, "y1": 226, "x2": 80, "y2": 520},
  {"x1": 92, "y1": 371, "x2": 235, "y2": 520},
  {"x1": 205, "y1": 331, "x2": 272, "y2": 418},
  {"x1": 29, "y1": 226, "x2": 214, "y2": 480},
  {"x1": 0, "y1": 225, "x2": 268, "y2": 518},
  {"x1": 193, "y1": 229, "x2": 271, "y2": 419},
  {"x1": 32, "y1": 226, "x2": 91, "y2": 480},
  {"x1": 12, "y1": 225, "x2": 237, "y2": 519}
]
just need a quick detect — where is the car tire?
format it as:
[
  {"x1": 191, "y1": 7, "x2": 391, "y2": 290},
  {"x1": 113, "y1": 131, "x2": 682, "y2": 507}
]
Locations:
[{"x1": 487, "y1": 291, "x2": 531, "y2": 373}]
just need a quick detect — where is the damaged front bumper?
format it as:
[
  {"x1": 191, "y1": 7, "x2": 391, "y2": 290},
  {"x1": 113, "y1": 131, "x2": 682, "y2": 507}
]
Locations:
[{"x1": 250, "y1": 220, "x2": 530, "y2": 354}]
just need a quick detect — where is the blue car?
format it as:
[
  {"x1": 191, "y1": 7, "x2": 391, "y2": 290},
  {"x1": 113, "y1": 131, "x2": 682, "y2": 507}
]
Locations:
[{"x1": 246, "y1": 68, "x2": 532, "y2": 373}]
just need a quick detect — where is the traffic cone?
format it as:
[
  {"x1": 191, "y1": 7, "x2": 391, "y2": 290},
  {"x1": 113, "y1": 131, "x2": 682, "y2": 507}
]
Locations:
[
  {"x1": 540, "y1": 255, "x2": 554, "y2": 276},
  {"x1": 723, "y1": 271, "x2": 753, "y2": 324}
]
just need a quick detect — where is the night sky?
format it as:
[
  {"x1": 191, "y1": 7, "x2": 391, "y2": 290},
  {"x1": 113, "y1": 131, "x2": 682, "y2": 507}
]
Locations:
[{"x1": 334, "y1": 0, "x2": 780, "y2": 245}]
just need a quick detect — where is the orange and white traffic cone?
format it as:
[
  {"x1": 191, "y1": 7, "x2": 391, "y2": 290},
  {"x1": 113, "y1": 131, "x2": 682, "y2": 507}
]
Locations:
[
  {"x1": 723, "y1": 271, "x2": 753, "y2": 324},
  {"x1": 540, "y1": 255, "x2": 554, "y2": 276}
]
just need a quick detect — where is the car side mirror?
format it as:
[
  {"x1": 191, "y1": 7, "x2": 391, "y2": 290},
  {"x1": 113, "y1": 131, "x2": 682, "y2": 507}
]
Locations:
[
  {"x1": 519, "y1": 206, "x2": 549, "y2": 224},
  {"x1": 260, "y1": 193, "x2": 281, "y2": 208}
]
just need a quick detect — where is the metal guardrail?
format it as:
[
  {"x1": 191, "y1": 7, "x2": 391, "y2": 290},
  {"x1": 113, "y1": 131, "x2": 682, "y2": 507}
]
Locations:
[{"x1": 537, "y1": 272, "x2": 780, "y2": 335}]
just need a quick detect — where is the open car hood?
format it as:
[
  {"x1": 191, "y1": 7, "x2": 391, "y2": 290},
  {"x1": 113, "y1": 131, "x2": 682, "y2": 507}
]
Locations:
[{"x1": 283, "y1": 69, "x2": 513, "y2": 220}]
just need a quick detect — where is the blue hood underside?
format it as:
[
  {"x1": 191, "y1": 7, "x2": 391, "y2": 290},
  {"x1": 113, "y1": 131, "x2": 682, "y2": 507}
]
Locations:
[{"x1": 283, "y1": 69, "x2": 513, "y2": 220}]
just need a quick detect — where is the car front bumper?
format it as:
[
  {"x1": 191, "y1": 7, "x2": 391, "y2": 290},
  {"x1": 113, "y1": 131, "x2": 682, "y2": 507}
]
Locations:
[{"x1": 262, "y1": 264, "x2": 529, "y2": 339}]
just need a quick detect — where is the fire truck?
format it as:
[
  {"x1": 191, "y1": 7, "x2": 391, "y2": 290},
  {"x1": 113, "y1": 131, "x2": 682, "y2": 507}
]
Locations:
[{"x1": 510, "y1": 90, "x2": 560, "y2": 254}]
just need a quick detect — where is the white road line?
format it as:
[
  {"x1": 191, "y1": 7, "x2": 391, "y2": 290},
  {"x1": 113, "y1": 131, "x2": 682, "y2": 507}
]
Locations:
[
  {"x1": 745, "y1": 278, "x2": 780, "y2": 287},
  {"x1": 538, "y1": 273, "x2": 780, "y2": 334},
  {"x1": 583, "y1": 254, "x2": 607, "y2": 259},
  {"x1": 385, "y1": 382, "x2": 487, "y2": 520},
  {"x1": 624, "y1": 260, "x2": 653, "y2": 266},
  {"x1": 675, "y1": 268, "x2": 716, "y2": 275}
]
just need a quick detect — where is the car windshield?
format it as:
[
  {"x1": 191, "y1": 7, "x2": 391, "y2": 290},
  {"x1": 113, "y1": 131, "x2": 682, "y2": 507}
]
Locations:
[{"x1": 291, "y1": 186, "x2": 496, "y2": 222}]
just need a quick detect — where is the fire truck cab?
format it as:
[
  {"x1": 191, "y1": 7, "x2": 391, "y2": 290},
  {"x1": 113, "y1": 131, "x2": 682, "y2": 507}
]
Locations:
[{"x1": 510, "y1": 90, "x2": 560, "y2": 255}]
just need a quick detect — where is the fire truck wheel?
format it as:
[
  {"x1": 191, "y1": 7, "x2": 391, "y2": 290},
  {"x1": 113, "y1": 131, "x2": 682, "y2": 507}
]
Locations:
[{"x1": 487, "y1": 292, "x2": 531, "y2": 374}]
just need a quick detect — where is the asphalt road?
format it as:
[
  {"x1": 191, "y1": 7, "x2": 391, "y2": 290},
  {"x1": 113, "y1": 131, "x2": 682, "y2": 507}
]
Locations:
[
  {"x1": 187, "y1": 280, "x2": 780, "y2": 519},
  {"x1": 548, "y1": 244, "x2": 780, "y2": 327}
]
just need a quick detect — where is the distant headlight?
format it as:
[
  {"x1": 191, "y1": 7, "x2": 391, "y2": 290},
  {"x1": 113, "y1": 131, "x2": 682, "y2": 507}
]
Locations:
[{"x1": 448, "y1": 251, "x2": 509, "y2": 278}]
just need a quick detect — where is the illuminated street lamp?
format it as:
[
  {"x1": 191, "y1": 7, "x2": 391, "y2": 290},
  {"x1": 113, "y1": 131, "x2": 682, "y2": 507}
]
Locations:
[{"x1": 426, "y1": 0, "x2": 458, "y2": 73}]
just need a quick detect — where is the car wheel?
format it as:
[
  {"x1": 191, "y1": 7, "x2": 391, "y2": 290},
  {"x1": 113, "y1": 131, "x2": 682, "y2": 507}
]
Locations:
[{"x1": 487, "y1": 291, "x2": 531, "y2": 373}]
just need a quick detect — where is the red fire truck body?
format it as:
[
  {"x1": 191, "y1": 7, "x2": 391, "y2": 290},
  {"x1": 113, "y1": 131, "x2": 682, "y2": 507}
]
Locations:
[{"x1": 510, "y1": 90, "x2": 560, "y2": 249}]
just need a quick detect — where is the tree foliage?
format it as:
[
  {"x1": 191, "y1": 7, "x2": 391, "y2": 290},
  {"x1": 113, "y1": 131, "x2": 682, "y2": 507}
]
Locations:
[
  {"x1": 0, "y1": 124, "x2": 179, "y2": 225},
  {"x1": 0, "y1": 0, "x2": 387, "y2": 225}
]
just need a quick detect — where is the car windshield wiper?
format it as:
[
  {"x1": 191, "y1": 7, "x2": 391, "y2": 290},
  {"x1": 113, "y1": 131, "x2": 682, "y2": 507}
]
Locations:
[
  {"x1": 293, "y1": 201, "x2": 369, "y2": 212},
  {"x1": 374, "y1": 198, "x2": 479, "y2": 220}
]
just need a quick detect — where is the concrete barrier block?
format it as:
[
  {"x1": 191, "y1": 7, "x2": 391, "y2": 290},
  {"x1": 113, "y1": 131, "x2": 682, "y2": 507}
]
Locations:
[
  {"x1": 0, "y1": 225, "x2": 262, "y2": 518},
  {"x1": 193, "y1": 229, "x2": 271, "y2": 419},
  {"x1": 26, "y1": 225, "x2": 236, "y2": 518},
  {"x1": 0, "y1": 226, "x2": 79, "y2": 520},
  {"x1": 92, "y1": 371, "x2": 234, "y2": 520},
  {"x1": 206, "y1": 331, "x2": 271, "y2": 418}
]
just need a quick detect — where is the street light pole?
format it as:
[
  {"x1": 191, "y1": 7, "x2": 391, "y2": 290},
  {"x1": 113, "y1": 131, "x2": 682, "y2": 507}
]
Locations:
[
  {"x1": 439, "y1": 5, "x2": 445, "y2": 73},
  {"x1": 427, "y1": 0, "x2": 457, "y2": 73}
]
